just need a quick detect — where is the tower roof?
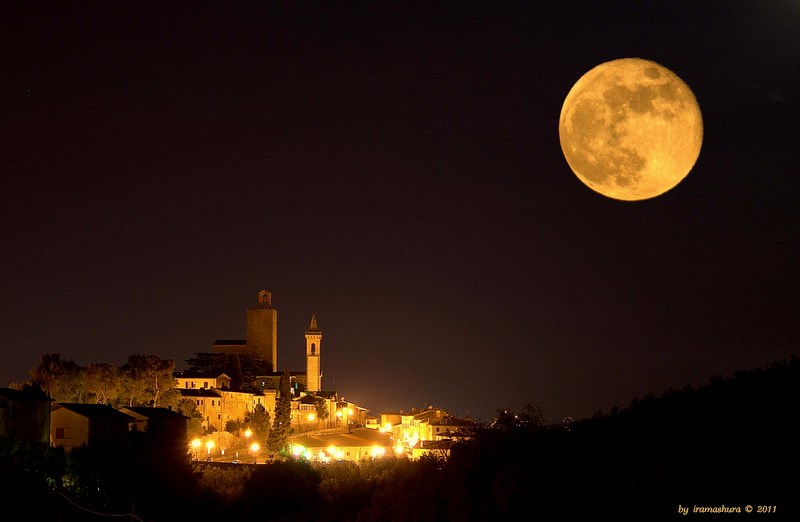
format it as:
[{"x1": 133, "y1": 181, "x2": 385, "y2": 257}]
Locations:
[{"x1": 307, "y1": 313, "x2": 320, "y2": 332}]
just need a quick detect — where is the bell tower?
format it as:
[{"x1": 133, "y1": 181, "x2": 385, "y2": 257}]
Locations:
[{"x1": 305, "y1": 314, "x2": 322, "y2": 393}]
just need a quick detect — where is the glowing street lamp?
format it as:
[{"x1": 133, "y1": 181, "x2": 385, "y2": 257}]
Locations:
[
  {"x1": 191, "y1": 438, "x2": 201, "y2": 460},
  {"x1": 205, "y1": 439, "x2": 215, "y2": 460},
  {"x1": 249, "y1": 441, "x2": 260, "y2": 463}
]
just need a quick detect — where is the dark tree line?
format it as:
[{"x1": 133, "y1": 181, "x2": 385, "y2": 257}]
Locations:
[{"x1": 21, "y1": 352, "x2": 182, "y2": 409}]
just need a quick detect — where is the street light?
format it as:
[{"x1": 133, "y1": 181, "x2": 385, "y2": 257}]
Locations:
[
  {"x1": 250, "y1": 442, "x2": 260, "y2": 464},
  {"x1": 191, "y1": 438, "x2": 201, "y2": 460},
  {"x1": 205, "y1": 439, "x2": 215, "y2": 460}
]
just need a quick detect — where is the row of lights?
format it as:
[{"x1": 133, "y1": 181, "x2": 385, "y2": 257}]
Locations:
[
  {"x1": 291, "y1": 443, "x2": 392, "y2": 461},
  {"x1": 190, "y1": 428, "x2": 260, "y2": 460}
]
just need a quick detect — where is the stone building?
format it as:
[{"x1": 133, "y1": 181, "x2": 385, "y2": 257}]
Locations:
[{"x1": 213, "y1": 289, "x2": 278, "y2": 372}]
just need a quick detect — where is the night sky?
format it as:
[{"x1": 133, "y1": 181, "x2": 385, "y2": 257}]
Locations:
[{"x1": 3, "y1": 1, "x2": 798, "y2": 423}]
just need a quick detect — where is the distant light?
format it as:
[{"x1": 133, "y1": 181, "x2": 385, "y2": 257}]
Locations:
[
  {"x1": 250, "y1": 442, "x2": 260, "y2": 452},
  {"x1": 191, "y1": 438, "x2": 201, "y2": 449},
  {"x1": 292, "y1": 444, "x2": 304, "y2": 457},
  {"x1": 370, "y1": 446, "x2": 385, "y2": 458},
  {"x1": 244, "y1": 429, "x2": 252, "y2": 438},
  {"x1": 307, "y1": 413, "x2": 316, "y2": 422}
]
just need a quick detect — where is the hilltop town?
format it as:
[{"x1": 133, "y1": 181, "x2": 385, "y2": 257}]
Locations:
[{"x1": 3, "y1": 290, "x2": 475, "y2": 464}]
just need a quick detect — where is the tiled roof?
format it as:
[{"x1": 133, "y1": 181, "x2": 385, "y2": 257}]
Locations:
[
  {"x1": 291, "y1": 428, "x2": 392, "y2": 449},
  {"x1": 178, "y1": 388, "x2": 222, "y2": 398},
  {"x1": 53, "y1": 403, "x2": 134, "y2": 420},
  {"x1": 0, "y1": 387, "x2": 52, "y2": 401},
  {"x1": 174, "y1": 370, "x2": 231, "y2": 379},
  {"x1": 121, "y1": 406, "x2": 188, "y2": 419}
]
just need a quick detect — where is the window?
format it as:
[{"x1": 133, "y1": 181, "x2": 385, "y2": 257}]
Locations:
[
  {"x1": 55, "y1": 427, "x2": 69, "y2": 439},
  {"x1": 311, "y1": 343, "x2": 316, "y2": 355},
  {"x1": 203, "y1": 381, "x2": 209, "y2": 388}
]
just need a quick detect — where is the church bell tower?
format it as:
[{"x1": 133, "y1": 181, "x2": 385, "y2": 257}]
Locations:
[{"x1": 305, "y1": 314, "x2": 322, "y2": 393}]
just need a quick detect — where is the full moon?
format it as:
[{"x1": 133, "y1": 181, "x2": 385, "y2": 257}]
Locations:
[{"x1": 559, "y1": 58, "x2": 703, "y2": 201}]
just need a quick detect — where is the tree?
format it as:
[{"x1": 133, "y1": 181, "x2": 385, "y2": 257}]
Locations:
[
  {"x1": 83, "y1": 363, "x2": 120, "y2": 404},
  {"x1": 250, "y1": 403, "x2": 271, "y2": 443},
  {"x1": 119, "y1": 356, "x2": 150, "y2": 407},
  {"x1": 185, "y1": 352, "x2": 228, "y2": 374},
  {"x1": 177, "y1": 398, "x2": 204, "y2": 439},
  {"x1": 267, "y1": 369, "x2": 292, "y2": 453},
  {"x1": 119, "y1": 354, "x2": 176, "y2": 407},
  {"x1": 313, "y1": 395, "x2": 329, "y2": 424},
  {"x1": 29, "y1": 353, "x2": 82, "y2": 402},
  {"x1": 518, "y1": 402, "x2": 548, "y2": 428},
  {"x1": 120, "y1": 354, "x2": 175, "y2": 406}
]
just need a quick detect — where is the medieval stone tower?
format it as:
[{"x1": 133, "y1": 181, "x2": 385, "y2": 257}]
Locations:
[
  {"x1": 305, "y1": 314, "x2": 322, "y2": 392},
  {"x1": 246, "y1": 290, "x2": 278, "y2": 372}
]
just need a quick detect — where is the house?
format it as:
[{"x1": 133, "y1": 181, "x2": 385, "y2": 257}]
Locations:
[
  {"x1": 119, "y1": 406, "x2": 189, "y2": 458},
  {"x1": 118, "y1": 406, "x2": 188, "y2": 440},
  {"x1": 0, "y1": 387, "x2": 52, "y2": 445},
  {"x1": 50, "y1": 403, "x2": 134, "y2": 451},
  {"x1": 381, "y1": 407, "x2": 474, "y2": 457},
  {"x1": 411, "y1": 439, "x2": 456, "y2": 460},
  {"x1": 178, "y1": 387, "x2": 275, "y2": 433},
  {"x1": 174, "y1": 371, "x2": 232, "y2": 390},
  {"x1": 289, "y1": 428, "x2": 393, "y2": 462}
]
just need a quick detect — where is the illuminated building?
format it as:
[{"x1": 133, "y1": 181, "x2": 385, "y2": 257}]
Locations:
[
  {"x1": 305, "y1": 314, "x2": 322, "y2": 392},
  {"x1": 289, "y1": 428, "x2": 393, "y2": 462}
]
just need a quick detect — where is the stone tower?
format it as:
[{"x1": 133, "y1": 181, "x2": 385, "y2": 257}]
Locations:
[
  {"x1": 305, "y1": 313, "x2": 322, "y2": 392},
  {"x1": 247, "y1": 290, "x2": 278, "y2": 372}
]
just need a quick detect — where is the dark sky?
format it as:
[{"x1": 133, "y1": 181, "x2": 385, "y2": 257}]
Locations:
[{"x1": 2, "y1": 1, "x2": 798, "y2": 422}]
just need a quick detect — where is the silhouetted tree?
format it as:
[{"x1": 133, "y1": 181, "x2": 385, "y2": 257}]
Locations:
[
  {"x1": 185, "y1": 352, "x2": 228, "y2": 374},
  {"x1": 29, "y1": 353, "x2": 82, "y2": 401},
  {"x1": 267, "y1": 369, "x2": 292, "y2": 453},
  {"x1": 250, "y1": 403, "x2": 271, "y2": 443},
  {"x1": 177, "y1": 397, "x2": 204, "y2": 438},
  {"x1": 313, "y1": 395, "x2": 329, "y2": 423}
]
